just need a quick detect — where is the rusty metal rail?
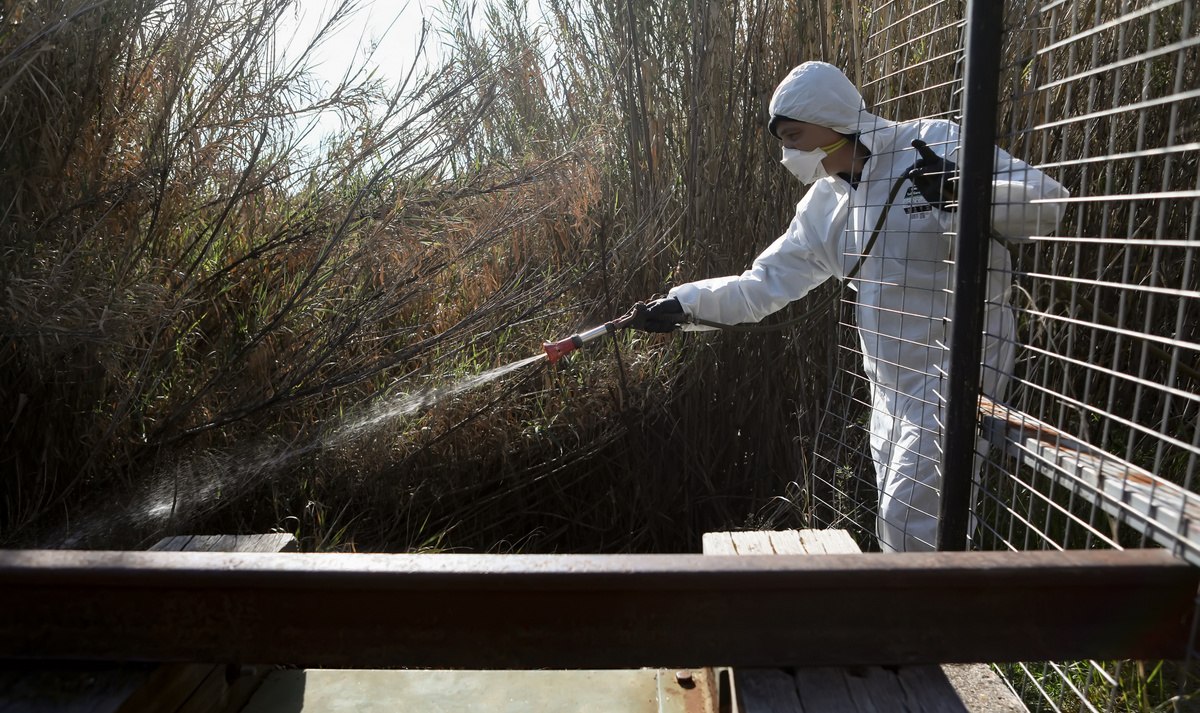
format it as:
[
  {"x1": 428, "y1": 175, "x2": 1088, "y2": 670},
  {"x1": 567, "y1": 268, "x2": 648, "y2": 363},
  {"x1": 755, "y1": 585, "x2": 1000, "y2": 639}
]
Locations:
[{"x1": 1, "y1": 549, "x2": 1195, "y2": 669}]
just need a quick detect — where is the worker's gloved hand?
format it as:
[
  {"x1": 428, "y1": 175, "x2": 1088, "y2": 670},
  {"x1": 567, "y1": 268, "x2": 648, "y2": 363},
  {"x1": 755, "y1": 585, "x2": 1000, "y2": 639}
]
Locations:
[
  {"x1": 906, "y1": 139, "x2": 958, "y2": 212},
  {"x1": 625, "y1": 297, "x2": 688, "y2": 333}
]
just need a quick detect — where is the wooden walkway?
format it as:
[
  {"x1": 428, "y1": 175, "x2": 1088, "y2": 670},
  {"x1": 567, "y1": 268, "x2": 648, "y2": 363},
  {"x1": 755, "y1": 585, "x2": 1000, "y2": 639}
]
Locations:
[
  {"x1": 704, "y1": 529, "x2": 1028, "y2": 713},
  {"x1": 149, "y1": 533, "x2": 298, "y2": 554},
  {"x1": 0, "y1": 532, "x2": 296, "y2": 713}
]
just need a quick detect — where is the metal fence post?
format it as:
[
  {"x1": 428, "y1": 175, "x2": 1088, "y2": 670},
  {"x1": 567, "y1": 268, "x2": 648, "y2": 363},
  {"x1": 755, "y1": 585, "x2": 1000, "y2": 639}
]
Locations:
[{"x1": 937, "y1": 0, "x2": 1006, "y2": 551}]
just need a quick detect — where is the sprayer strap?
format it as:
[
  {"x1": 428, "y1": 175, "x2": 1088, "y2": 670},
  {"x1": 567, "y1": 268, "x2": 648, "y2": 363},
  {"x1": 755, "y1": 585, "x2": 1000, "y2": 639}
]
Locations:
[{"x1": 690, "y1": 174, "x2": 907, "y2": 333}]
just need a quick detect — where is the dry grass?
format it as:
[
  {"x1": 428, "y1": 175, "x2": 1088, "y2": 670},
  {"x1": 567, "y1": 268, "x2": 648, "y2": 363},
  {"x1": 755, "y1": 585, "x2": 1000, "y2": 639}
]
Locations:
[
  {"x1": 0, "y1": 0, "x2": 619, "y2": 547},
  {"x1": 0, "y1": 0, "x2": 843, "y2": 553},
  {"x1": 2, "y1": 0, "x2": 1195, "y2": 708}
]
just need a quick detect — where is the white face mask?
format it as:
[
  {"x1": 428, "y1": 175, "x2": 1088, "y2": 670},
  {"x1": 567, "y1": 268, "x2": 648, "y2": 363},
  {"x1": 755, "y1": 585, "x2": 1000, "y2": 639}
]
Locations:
[
  {"x1": 779, "y1": 137, "x2": 848, "y2": 185},
  {"x1": 780, "y1": 147, "x2": 829, "y2": 184}
]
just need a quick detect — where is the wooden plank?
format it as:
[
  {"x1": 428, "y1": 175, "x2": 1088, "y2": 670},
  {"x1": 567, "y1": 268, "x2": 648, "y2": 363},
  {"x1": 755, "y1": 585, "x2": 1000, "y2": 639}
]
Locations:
[
  {"x1": 146, "y1": 533, "x2": 299, "y2": 553},
  {"x1": 222, "y1": 666, "x2": 272, "y2": 713},
  {"x1": 798, "y1": 529, "x2": 860, "y2": 554},
  {"x1": 721, "y1": 531, "x2": 823, "y2": 710},
  {"x1": 174, "y1": 665, "x2": 232, "y2": 713},
  {"x1": 792, "y1": 668, "x2": 854, "y2": 712},
  {"x1": 1, "y1": 548, "x2": 1194, "y2": 668},
  {"x1": 114, "y1": 665, "x2": 212, "y2": 713},
  {"x1": 732, "y1": 531, "x2": 776, "y2": 555},
  {"x1": 818, "y1": 530, "x2": 861, "y2": 554},
  {"x1": 8, "y1": 534, "x2": 298, "y2": 713},
  {"x1": 179, "y1": 533, "x2": 298, "y2": 553},
  {"x1": 725, "y1": 533, "x2": 878, "y2": 712},
  {"x1": 703, "y1": 530, "x2": 850, "y2": 556},
  {"x1": 160, "y1": 662, "x2": 283, "y2": 713},
  {"x1": 133, "y1": 534, "x2": 297, "y2": 712},
  {"x1": 734, "y1": 668, "x2": 802, "y2": 713},
  {"x1": 796, "y1": 530, "x2": 829, "y2": 554},
  {"x1": 0, "y1": 664, "x2": 153, "y2": 713},
  {"x1": 766, "y1": 530, "x2": 808, "y2": 554},
  {"x1": 148, "y1": 536, "x2": 195, "y2": 552},
  {"x1": 246, "y1": 533, "x2": 299, "y2": 553},
  {"x1": 842, "y1": 666, "x2": 911, "y2": 712},
  {"x1": 717, "y1": 532, "x2": 1017, "y2": 713},
  {"x1": 701, "y1": 532, "x2": 737, "y2": 555},
  {"x1": 725, "y1": 532, "x2": 847, "y2": 708},
  {"x1": 188, "y1": 535, "x2": 240, "y2": 552},
  {"x1": 895, "y1": 666, "x2": 974, "y2": 713},
  {"x1": 979, "y1": 395, "x2": 1200, "y2": 567},
  {"x1": 792, "y1": 666, "x2": 972, "y2": 713}
]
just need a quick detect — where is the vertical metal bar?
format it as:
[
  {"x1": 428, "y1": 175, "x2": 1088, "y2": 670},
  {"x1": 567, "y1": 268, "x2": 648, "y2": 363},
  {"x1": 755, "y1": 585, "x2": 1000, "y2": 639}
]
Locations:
[{"x1": 937, "y1": 0, "x2": 1006, "y2": 551}]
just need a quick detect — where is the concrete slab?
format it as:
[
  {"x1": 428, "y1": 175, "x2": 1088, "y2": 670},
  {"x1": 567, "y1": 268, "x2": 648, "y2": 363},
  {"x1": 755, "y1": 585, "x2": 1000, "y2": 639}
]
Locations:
[
  {"x1": 941, "y1": 664, "x2": 1029, "y2": 713},
  {"x1": 239, "y1": 668, "x2": 711, "y2": 713}
]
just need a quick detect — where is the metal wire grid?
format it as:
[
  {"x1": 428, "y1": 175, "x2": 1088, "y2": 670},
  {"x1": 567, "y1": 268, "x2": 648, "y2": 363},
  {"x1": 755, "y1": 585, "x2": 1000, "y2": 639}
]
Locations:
[
  {"x1": 977, "y1": 0, "x2": 1200, "y2": 708},
  {"x1": 979, "y1": 0, "x2": 1200, "y2": 563},
  {"x1": 807, "y1": 0, "x2": 966, "y2": 549},
  {"x1": 803, "y1": 0, "x2": 1200, "y2": 709}
]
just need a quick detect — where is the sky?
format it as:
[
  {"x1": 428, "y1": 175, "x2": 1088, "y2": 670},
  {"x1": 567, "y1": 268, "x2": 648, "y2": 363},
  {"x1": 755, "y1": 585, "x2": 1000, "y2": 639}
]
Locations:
[
  {"x1": 282, "y1": 0, "x2": 444, "y2": 91},
  {"x1": 273, "y1": 1, "x2": 450, "y2": 151},
  {"x1": 281, "y1": 0, "x2": 548, "y2": 89},
  {"x1": 276, "y1": 0, "x2": 550, "y2": 152}
]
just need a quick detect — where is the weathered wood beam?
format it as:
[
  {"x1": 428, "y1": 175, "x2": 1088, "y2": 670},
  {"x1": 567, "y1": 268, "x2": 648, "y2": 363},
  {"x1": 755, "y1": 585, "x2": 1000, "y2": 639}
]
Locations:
[
  {"x1": 1, "y1": 549, "x2": 1194, "y2": 668},
  {"x1": 978, "y1": 395, "x2": 1200, "y2": 566}
]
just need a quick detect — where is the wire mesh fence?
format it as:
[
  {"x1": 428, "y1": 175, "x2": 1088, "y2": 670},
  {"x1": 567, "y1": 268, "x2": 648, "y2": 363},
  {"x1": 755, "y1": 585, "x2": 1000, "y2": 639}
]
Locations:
[{"x1": 805, "y1": 0, "x2": 1200, "y2": 709}]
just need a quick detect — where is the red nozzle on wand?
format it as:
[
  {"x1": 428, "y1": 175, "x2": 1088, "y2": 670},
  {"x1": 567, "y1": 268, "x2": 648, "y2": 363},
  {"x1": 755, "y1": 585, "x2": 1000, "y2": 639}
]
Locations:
[
  {"x1": 542, "y1": 334, "x2": 584, "y2": 364},
  {"x1": 542, "y1": 305, "x2": 646, "y2": 365},
  {"x1": 543, "y1": 316, "x2": 632, "y2": 364}
]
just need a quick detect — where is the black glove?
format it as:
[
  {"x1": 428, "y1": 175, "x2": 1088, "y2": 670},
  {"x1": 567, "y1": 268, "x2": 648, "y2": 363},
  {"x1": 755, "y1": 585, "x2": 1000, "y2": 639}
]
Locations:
[
  {"x1": 624, "y1": 297, "x2": 688, "y2": 333},
  {"x1": 906, "y1": 139, "x2": 958, "y2": 212}
]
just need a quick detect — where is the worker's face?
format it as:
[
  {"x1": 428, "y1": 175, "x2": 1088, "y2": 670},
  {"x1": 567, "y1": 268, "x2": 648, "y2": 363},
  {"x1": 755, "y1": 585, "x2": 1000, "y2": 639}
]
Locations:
[{"x1": 774, "y1": 119, "x2": 844, "y2": 152}]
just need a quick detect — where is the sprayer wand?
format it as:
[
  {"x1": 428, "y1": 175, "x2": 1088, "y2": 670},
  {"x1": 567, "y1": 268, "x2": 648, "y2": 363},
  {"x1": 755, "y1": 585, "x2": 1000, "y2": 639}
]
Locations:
[{"x1": 541, "y1": 304, "x2": 645, "y2": 364}]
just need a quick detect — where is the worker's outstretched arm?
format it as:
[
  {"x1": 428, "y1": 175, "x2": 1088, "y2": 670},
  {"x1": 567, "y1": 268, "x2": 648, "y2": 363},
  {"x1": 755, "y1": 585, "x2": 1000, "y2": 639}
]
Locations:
[{"x1": 664, "y1": 183, "x2": 846, "y2": 331}]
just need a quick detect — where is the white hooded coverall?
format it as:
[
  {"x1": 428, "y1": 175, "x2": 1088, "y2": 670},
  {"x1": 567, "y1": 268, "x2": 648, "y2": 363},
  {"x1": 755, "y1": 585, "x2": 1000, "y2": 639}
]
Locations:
[{"x1": 668, "y1": 62, "x2": 1068, "y2": 552}]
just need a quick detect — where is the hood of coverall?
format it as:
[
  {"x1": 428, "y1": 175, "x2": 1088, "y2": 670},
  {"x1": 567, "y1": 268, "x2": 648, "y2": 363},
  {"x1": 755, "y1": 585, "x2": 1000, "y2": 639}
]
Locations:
[{"x1": 768, "y1": 62, "x2": 892, "y2": 151}]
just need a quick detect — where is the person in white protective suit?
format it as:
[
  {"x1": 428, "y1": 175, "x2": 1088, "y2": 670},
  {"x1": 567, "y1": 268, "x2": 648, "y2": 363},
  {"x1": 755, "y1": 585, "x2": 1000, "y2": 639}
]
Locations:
[{"x1": 626, "y1": 61, "x2": 1068, "y2": 552}]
